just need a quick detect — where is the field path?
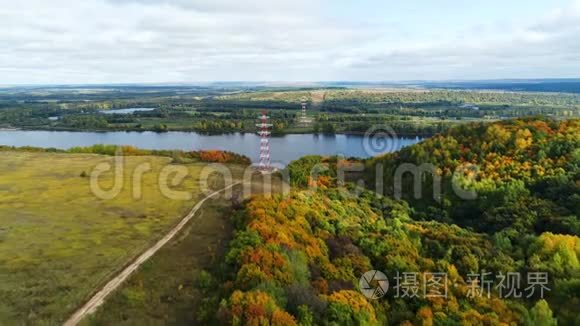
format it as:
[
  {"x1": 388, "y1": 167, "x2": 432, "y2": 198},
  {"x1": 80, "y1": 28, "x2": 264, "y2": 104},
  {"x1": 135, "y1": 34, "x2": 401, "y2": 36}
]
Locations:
[{"x1": 63, "y1": 182, "x2": 241, "y2": 326}]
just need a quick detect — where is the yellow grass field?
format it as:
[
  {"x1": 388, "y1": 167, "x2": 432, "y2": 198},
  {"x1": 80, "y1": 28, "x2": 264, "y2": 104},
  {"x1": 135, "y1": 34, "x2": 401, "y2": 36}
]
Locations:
[{"x1": 0, "y1": 151, "x2": 243, "y2": 324}]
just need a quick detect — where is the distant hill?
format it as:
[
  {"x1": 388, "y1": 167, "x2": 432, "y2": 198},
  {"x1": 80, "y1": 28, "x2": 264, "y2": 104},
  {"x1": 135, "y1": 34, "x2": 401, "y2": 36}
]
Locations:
[
  {"x1": 4, "y1": 79, "x2": 580, "y2": 94},
  {"x1": 417, "y1": 79, "x2": 580, "y2": 94},
  {"x1": 322, "y1": 79, "x2": 580, "y2": 94}
]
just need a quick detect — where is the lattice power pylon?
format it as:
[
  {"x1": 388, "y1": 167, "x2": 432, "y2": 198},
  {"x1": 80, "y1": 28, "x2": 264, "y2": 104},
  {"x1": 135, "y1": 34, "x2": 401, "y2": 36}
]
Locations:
[
  {"x1": 299, "y1": 97, "x2": 311, "y2": 125},
  {"x1": 256, "y1": 111, "x2": 272, "y2": 171}
]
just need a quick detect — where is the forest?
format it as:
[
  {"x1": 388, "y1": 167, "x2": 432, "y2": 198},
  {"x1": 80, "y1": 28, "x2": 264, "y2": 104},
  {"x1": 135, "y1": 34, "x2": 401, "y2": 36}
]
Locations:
[
  {"x1": 0, "y1": 87, "x2": 578, "y2": 135},
  {"x1": 195, "y1": 118, "x2": 579, "y2": 325}
]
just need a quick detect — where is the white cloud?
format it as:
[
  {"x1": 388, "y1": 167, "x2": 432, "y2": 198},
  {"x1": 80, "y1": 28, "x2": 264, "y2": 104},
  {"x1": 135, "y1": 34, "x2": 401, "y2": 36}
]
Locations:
[
  {"x1": 338, "y1": 1, "x2": 580, "y2": 80},
  {"x1": 0, "y1": 0, "x2": 579, "y2": 84}
]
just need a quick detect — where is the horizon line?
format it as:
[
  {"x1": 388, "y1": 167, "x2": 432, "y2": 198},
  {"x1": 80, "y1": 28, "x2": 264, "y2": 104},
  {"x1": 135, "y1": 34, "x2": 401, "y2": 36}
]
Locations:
[{"x1": 2, "y1": 77, "x2": 580, "y2": 88}]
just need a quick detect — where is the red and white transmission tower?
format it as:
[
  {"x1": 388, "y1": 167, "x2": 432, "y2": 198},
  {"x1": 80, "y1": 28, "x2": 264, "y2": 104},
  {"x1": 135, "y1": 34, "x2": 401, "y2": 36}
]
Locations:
[
  {"x1": 299, "y1": 97, "x2": 311, "y2": 125},
  {"x1": 256, "y1": 111, "x2": 272, "y2": 171}
]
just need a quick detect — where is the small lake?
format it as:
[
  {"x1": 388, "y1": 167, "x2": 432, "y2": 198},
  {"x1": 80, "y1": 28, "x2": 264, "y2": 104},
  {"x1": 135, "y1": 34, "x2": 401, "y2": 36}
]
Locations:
[
  {"x1": 0, "y1": 130, "x2": 422, "y2": 165},
  {"x1": 99, "y1": 108, "x2": 156, "y2": 114}
]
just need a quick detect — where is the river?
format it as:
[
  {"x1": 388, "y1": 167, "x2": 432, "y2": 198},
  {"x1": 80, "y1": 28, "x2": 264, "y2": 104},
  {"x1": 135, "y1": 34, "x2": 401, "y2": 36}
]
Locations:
[{"x1": 0, "y1": 130, "x2": 421, "y2": 165}]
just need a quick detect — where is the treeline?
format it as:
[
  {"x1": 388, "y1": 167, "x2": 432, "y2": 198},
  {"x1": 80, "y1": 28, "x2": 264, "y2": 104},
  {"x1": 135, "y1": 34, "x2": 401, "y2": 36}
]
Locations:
[
  {"x1": 1, "y1": 88, "x2": 577, "y2": 135},
  {"x1": 313, "y1": 117, "x2": 450, "y2": 135},
  {"x1": 0, "y1": 106, "x2": 296, "y2": 134},
  {"x1": 0, "y1": 144, "x2": 251, "y2": 165},
  {"x1": 324, "y1": 89, "x2": 580, "y2": 107}
]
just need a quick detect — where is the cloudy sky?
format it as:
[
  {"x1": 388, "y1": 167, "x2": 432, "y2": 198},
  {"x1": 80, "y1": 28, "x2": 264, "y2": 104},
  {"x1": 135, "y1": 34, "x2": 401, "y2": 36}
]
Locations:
[{"x1": 1, "y1": 0, "x2": 579, "y2": 84}]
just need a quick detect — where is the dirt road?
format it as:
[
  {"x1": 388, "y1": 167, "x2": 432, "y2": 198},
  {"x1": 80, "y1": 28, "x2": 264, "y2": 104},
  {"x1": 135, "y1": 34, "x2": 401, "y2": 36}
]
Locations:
[{"x1": 63, "y1": 182, "x2": 240, "y2": 326}]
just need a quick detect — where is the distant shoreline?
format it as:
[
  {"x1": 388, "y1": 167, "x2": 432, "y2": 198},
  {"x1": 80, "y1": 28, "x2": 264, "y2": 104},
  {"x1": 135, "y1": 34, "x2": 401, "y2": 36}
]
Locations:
[{"x1": 0, "y1": 127, "x2": 432, "y2": 138}]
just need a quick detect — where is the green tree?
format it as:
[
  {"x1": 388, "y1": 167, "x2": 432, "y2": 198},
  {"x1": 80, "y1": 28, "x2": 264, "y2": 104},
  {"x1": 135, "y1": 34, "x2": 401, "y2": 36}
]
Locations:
[
  {"x1": 527, "y1": 300, "x2": 557, "y2": 326},
  {"x1": 297, "y1": 305, "x2": 314, "y2": 326},
  {"x1": 321, "y1": 122, "x2": 336, "y2": 134},
  {"x1": 313, "y1": 123, "x2": 320, "y2": 133}
]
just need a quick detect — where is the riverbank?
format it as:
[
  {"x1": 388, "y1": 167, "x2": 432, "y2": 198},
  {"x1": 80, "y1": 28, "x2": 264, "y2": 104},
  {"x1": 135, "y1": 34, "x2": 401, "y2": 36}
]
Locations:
[
  {"x1": 11, "y1": 125, "x2": 435, "y2": 137},
  {"x1": 0, "y1": 130, "x2": 423, "y2": 165}
]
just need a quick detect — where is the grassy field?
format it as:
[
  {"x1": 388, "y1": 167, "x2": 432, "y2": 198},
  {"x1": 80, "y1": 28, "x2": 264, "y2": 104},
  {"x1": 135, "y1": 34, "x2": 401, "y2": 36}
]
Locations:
[
  {"x1": 81, "y1": 192, "x2": 234, "y2": 326},
  {"x1": 216, "y1": 90, "x2": 312, "y2": 102},
  {"x1": 81, "y1": 174, "x2": 288, "y2": 325},
  {"x1": 0, "y1": 151, "x2": 244, "y2": 325}
]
